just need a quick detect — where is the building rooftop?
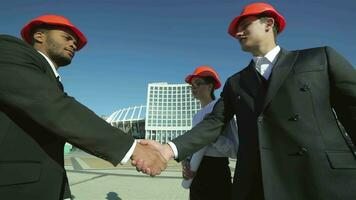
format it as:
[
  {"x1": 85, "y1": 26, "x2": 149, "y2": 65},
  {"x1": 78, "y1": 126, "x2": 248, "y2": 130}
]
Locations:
[{"x1": 106, "y1": 105, "x2": 146, "y2": 124}]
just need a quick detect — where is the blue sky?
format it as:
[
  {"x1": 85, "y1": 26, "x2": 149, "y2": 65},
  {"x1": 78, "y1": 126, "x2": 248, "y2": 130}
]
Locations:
[{"x1": 2, "y1": 0, "x2": 356, "y2": 115}]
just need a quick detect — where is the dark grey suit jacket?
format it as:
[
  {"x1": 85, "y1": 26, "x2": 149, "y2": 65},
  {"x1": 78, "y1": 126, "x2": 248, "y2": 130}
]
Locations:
[
  {"x1": 0, "y1": 35, "x2": 134, "y2": 199},
  {"x1": 173, "y1": 47, "x2": 356, "y2": 200}
]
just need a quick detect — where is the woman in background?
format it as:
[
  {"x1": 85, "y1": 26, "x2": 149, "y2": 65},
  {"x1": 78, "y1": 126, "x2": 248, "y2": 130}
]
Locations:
[{"x1": 181, "y1": 66, "x2": 239, "y2": 200}]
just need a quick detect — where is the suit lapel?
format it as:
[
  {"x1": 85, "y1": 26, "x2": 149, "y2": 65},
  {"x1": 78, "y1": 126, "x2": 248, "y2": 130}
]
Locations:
[
  {"x1": 262, "y1": 49, "x2": 299, "y2": 111},
  {"x1": 34, "y1": 51, "x2": 63, "y2": 90},
  {"x1": 230, "y1": 61, "x2": 257, "y2": 111},
  {"x1": 240, "y1": 60, "x2": 260, "y2": 99}
]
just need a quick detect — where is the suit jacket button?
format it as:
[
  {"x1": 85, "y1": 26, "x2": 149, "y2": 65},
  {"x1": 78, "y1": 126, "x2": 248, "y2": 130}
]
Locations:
[
  {"x1": 300, "y1": 84, "x2": 310, "y2": 91},
  {"x1": 288, "y1": 147, "x2": 308, "y2": 156},
  {"x1": 289, "y1": 114, "x2": 299, "y2": 121},
  {"x1": 298, "y1": 147, "x2": 308, "y2": 155}
]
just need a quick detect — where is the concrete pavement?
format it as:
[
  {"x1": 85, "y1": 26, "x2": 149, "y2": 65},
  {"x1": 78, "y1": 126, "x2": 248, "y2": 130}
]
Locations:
[{"x1": 65, "y1": 150, "x2": 236, "y2": 200}]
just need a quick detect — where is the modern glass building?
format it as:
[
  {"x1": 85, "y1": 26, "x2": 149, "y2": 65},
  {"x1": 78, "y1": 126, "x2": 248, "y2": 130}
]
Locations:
[
  {"x1": 106, "y1": 105, "x2": 146, "y2": 139},
  {"x1": 145, "y1": 82, "x2": 201, "y2": 143}
]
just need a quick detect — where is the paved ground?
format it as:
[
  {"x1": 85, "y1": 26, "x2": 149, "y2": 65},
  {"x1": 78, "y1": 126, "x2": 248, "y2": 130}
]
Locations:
[{"x1": 65, "y1": 150, "x2": 236, "y2": 200}]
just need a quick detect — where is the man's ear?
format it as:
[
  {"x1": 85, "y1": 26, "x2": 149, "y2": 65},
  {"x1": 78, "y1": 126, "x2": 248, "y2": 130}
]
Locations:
[
  {"x1": 33, "y1": 31, "x2": 46, "y2": 44},
  {"x1": 265, "y1": 17, "x2": 275, "y2": 32}
]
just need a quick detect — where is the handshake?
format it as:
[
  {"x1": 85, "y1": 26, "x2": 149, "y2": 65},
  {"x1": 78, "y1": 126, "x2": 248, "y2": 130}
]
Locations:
[{"x1": 130, "y1": 140, "x2": 175, "y2": 176}]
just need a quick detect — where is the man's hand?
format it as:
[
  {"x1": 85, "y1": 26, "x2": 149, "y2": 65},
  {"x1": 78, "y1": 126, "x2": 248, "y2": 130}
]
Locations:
[
  {"x1": 139, "y1": 140, "x2": 174, "y2": 161},
  {"x1": 131, "y1": 140, "x2": 174, "y2": 175},
  {"x1": 130, "y1": 143, "x2": 167, "y2": 176}
]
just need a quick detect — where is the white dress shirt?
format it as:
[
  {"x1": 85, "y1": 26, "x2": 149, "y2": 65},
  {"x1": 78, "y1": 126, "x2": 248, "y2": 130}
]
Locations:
[
  {"x1": 37, "y1": 51, "x2": 61, "y2": 80},
  {"x1": 252, "y1": 45, "x2": 281, "y2": 80}
]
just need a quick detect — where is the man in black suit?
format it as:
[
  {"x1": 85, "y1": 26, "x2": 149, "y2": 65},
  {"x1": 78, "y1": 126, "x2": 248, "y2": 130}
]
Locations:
[
  {"x1": 0, "y1": 14, "x2": 166, "y2": 200},
  {"x1": 138, "y1": 2, "x2": 356, "y2": 200}
]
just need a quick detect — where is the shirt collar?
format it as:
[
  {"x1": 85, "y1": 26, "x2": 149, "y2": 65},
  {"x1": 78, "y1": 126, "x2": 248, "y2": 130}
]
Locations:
[
  {"x1": 37, "y1": 50, "x2": 61, "y2": 81},
  {"x1": 252, "y1": 45, "x2": 281, "y2": 64}
]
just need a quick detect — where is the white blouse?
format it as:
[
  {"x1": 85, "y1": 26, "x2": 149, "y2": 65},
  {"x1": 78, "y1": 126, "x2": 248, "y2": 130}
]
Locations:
[
  {"x1": 182, "y1": 99, "x2": 239, "y2": 189},
  {"x1": 192, "y1": 99, "x2": 238, "y2": 157}
]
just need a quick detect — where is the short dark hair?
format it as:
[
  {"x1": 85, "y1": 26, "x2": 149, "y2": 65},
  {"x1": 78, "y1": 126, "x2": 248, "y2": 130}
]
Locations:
[
  {"x1": 202, "y1": 76, "x2": 217, "y2": 100},
  {"x1": 257, "y1": 12, "x2": 279, "y2": 37},
  {"x1": 29, "y1": 24, "x2": 71, "y2": 45},
  {"x1": 29, "y1": 24, "x2": 55, "y2": 45}
]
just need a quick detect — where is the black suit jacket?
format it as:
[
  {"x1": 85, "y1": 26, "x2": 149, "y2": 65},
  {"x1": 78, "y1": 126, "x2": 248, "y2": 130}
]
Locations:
[
  {"x1": 0, "y1": 35, "x2": 134, "y2": 199},
  {"x1": 173, "y1": 47, "x2": 356, "y2": 200}
]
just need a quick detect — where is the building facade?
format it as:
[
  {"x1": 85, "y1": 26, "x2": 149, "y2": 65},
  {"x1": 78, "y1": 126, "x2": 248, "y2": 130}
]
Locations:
[{"x1": 145, "y1": 82, "x2": 201, "y2": 143}]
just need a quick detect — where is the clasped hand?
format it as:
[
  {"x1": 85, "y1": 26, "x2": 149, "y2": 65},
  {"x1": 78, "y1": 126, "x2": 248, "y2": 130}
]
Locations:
[{"x1": 130, "y1": 140, "x2": 174, "y2": 176}]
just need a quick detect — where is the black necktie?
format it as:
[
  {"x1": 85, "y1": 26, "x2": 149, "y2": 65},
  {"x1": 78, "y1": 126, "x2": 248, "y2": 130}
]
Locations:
[
  {"x1": 256, "y1": 71, "x2": 268, "y2": 90},
  {"x1": 253, "y1": 67, "x2": 269, "y2": 114},
  {"x1": 56, "y1": 76, "x2": 64, "y2": 92}
]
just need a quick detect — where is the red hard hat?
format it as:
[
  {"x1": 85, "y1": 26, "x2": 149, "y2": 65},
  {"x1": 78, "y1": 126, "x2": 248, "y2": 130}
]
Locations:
[
  {"x1": 185, "y1": 66, "x2": 221, "y2": 89},
  {"x1": 228, "y1": 2, "x2": 286, "y2": 37},
  {"x1": 21, "y1": 14, "x2": 87, "y2": 50}
]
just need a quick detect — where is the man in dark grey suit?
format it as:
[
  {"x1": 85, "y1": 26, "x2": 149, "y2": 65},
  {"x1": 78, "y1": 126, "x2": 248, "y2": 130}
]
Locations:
[
  {"x1": 0, "y1": 14, "x2": 166, "y2": 200},
  {"x1": 138, "y1": 2, "x2": 356, "y2": 200}
]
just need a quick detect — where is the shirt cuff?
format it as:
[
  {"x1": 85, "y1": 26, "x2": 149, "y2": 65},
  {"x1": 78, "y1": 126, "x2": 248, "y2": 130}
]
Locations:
[
  {"x1": 167, "y1": 141, "x2": 178, "y2": 159},
  {"x1": 120, "y1": 140, "x2": 137, "y2": 164}
]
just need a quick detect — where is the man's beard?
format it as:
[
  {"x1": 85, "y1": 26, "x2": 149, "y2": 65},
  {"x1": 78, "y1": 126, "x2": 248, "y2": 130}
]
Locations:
[
  {"x1": 46, "y1": 36, "x2": 73, "y2": 67},
  {"x1": 50, "y1": 53, "x2": 72, "y2": 67}
]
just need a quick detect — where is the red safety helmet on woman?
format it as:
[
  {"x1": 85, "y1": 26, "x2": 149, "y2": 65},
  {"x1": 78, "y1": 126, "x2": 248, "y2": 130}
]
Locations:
[{"x1": 185, "y1": 66, "x2": 221, "y2": 89}]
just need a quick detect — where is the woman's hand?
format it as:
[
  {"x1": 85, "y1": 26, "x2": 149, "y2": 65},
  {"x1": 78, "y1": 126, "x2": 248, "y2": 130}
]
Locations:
[{"x1": 181, "y1": 160, "x2": 196, "y2": 180}]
